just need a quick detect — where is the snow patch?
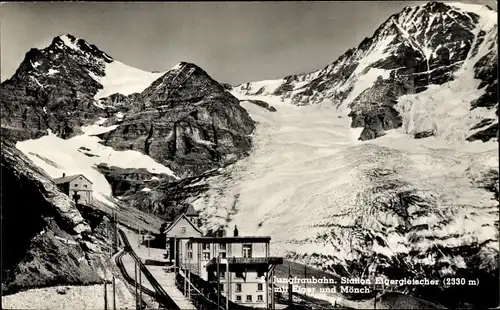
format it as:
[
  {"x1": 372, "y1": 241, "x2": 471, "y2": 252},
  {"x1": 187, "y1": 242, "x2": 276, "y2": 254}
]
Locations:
[
  {"x1": 343, "y1": 68, "x2": 390, "y2": 105},
  {"x1": 95, "y1": 117, "x2": 107, "y2": 126},
  {"x1": 237, "y1": 79, "x2": 285, "y2": 96},
  {"x1": 171, "y1": 62, "x2": 184, "y2": 71},
  {"x1": 93, "y1": 61, "x2": 165, "y2": 99},
  {"x1": 60, "y1": 35, "x2": 80, "y2": 51},
  {"x1": 30, "y1": 76, "x2": 44, "y2": 88},
  {"x1": 16, "y1": 120, "x2": 178, "y2": 207},
  {"x1": 447, "y1": 3, "x2": 497, "y2": 22},
  {"x1": 81, "y1": 124, "x2": 118, "y2": 136},
  {"x1": 47, "y1": 69, "x2": 59, "y2": 75},
  {"x1": 30, "y1": 60, "x2": 41, "y2": 69}
]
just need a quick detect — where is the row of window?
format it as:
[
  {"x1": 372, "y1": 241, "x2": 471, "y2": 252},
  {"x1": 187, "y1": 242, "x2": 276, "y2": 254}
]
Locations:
[
  {"x1": 187, "y1": 243, "x2": 251, "y2": 253},
  {"x1": 235, "y1": 294, "x2": 264, "y2": 302},
  {"x1": 188, "y1": 244, "x2": 253, "y2": 260},
  {"x1": 218, "y1": 270, "x2": 265, "y2": 279},
  {"x1": 219, "y1": 283, "x2": 264, "y2": 292},
  {"x1": 73, "y1": 183, "x2": 88, "y2": 188}
]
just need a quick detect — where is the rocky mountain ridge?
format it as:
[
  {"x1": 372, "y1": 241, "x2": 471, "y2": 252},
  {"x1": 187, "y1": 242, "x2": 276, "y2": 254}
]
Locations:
[
  {"x1": 233, "y1": 2, "x2": 498, "y2": 142},
  {"x1": 1, "y1": 137, "x2": 108, "y2": 294},
  {"x1": 96, "y1": 62, "x2": 255, "y2": 178}
]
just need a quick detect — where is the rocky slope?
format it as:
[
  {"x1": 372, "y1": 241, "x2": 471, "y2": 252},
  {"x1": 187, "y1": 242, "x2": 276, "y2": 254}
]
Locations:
[
  {"x1": 234, "y1": 2, "x2": 498, "y2": 142},
  {"x1": 1, "y1": 137, "x2": 110, "y2": 294},
  {"x1": 97, "y1": 62, "x2": 255, "y2": 178}
]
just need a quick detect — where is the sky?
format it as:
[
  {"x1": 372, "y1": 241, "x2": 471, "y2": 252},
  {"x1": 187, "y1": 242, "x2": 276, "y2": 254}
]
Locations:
[{"x1": 1, "y1": 1, "x2": 497, "y2": 85}]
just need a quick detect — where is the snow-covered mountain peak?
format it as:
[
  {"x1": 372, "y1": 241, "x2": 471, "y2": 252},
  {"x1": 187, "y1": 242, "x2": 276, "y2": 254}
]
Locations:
[
  {"x1": 48, "y1": 33, "x2": 114, "y2": 63},
  {"x1": 2, "y1": 34, "x2": 165, "y2": 101},
  {"x1": 233, "y1": 1, "x2": 498, "y2": 143}
]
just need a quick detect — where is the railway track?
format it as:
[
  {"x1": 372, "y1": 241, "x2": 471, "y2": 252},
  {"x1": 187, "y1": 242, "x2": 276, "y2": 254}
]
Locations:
[
  {"x1": 117, "y1": 229, "x2": 180, "y2": 310},
  {"x1": 115, "y1": 249, "x2": 157, "y2": 299}
]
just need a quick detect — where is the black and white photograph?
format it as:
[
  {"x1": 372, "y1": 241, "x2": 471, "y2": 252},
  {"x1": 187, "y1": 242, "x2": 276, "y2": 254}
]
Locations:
[{"x1": 1, "y1": 1, "x2": 498, "y2": 309}]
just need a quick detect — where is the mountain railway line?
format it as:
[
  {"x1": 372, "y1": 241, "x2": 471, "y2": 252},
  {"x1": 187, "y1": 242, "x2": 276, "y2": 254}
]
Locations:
[
  {"x1": 114, "y1": 249, "x2": 154, "y2": 307},
  {"x1": 116, "y1": 228, "x2": 180, "y2": 310}
]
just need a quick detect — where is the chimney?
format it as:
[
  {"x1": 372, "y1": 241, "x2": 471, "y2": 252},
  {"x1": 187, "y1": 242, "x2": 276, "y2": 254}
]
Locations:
[
  {"x1": 234, "y1": 225, "x2": 239, "y2": 237},
  {"x1": 62, "y1": 173, "x2": 66, "y2": 177}
]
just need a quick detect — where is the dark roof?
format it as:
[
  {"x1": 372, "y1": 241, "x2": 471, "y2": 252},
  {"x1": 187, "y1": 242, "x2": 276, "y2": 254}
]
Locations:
[
  {"x1": 164, "y1": 214, "x2": 202, "y2": 235},
  {"x1": 184, "y1": 205, "x2": 199, "y2": 216},
  {"x1": 188, "y1": 236, "x2": 271, "y2": 243},
  {"x1": 53, "y1": 174, "x2": 93, "y2": 185}
]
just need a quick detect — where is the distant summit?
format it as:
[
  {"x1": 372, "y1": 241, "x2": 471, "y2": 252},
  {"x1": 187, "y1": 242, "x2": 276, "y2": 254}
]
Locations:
[{"x1": 233, "y1": 1, "x2": 498, "y2": 142}]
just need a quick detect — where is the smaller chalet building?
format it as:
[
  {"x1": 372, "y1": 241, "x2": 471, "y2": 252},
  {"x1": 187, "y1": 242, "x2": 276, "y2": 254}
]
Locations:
[
  {"x1": 164, "y1": 205, "x2": 203, "y2": 262},
  {"x1": 54, "y1": 173, "x2": 93, "y2": 205}
]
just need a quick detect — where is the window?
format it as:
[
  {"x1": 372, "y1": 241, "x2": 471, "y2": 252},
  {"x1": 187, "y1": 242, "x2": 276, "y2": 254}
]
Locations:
[
  {"x1": 236, "y1": 295, "x2": 242, "y2": 302},
  {"x1": 202, "y1": 243, "x2": 210, "y2": 251},
  {"x1": 188, "y1": 251, "x2": 193, "y2": 259},
  {"x1": 75, "y1": 184, "x2": 79, "y2": 187},
  {"x1": 257, "y1": 270, "x2": 265, "y2": 278},
  {"x1": 219, "y1": 252, "x2": 226, "y2": 258},
  {"x1": 219, "y1": 243, "x2": 226, "y2": 250},
  {"x1": 83, "y1": 184, "x2": 88, "y2": 188},
  {"x1": 219, "y1": 270, "x2": 225, "y2": 278},
  {"x1": 257, "y1": 283, "x2": 263, "y2": 291},
  {"x1": 219, "y1": 284, "x2": 224, "y2": 292},
  {"x1": 235, "y1": 271, "x2": 244, "y2": 278},
  {"x1": 257, "y1": 295, "x2": 263, "y2": 302},
  {"x1": 246, "y1": 295, "x2": 252, "y2": 302},
  {"x1": 181, "y1": 227, "x2": 186, "y2": 233},
  {"x1": 203, "y1": 252, "x2": 211, "y2": 260},
  {"x1": 243, "y1": 244, "x2": 252, "y2": 258},
  {"x1": 236, "y1": 284, "x2": 242, "y2": 292}
]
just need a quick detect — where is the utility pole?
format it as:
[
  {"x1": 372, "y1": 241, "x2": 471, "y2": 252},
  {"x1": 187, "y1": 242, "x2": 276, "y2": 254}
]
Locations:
[
  {"x1": 139, "y1": 266, "x2": 142, "y2": 309},
  {"x1": 273, "y1": 267, "x2": 277, "y2": 310},
  {"x1": 134, "y1": 263, "x2": 138, "y2": 310},
  {"x1": 217, "y1": 255, "x2": 220, "y2": 310},
  {"x1": 188, "y1": 252, "x2": 192, "y2": 300},
  {"x1": 114, "y1": 211, "x2": 118, "y2": 253},
  {"x1": 226, "y1": 257, "x2": 229, "y2": 310},
  {"x1": 148, "y1": 236, "x2": 150, "y2": 257},
  {"x1": 174, "y1": 236, "x2": 177, "y2": 276},
  {"x1": 288, "y1": 265, "x2": 292, "y2": 307},
  {"x1": 304, "y1": 265, "x2": 307, "y2": 296},
  {"x1": 137, "y1": 227, "x2": 142, "y2": 249},
  {"x1": 104, "y1": 280, "x2": 108, "y2": 310},
  {"x1": 112, "y1": 276, "x2": 116, "y2": 310},
  {"x1": 184, "y1": 246, "x2": 187, "y2": 296}
]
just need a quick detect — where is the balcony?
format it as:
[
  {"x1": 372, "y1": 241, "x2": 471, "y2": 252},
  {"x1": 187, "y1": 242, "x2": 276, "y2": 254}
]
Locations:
[{"x1": 207, "y1": 256, "x2": 283, "y2": 268}]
